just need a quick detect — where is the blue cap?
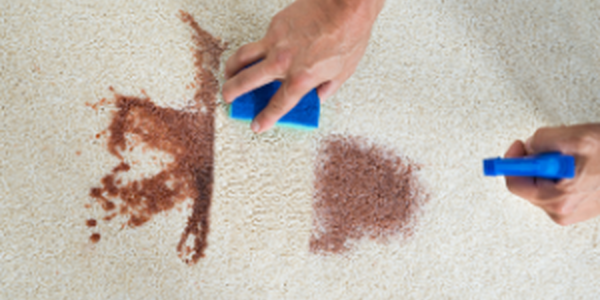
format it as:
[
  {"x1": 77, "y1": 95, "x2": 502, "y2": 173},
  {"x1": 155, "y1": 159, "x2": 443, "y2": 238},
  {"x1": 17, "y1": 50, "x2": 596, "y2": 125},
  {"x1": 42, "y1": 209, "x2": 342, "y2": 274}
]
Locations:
[{"x1": 483, "y1": 153, "x2": 575, "y2": 179}]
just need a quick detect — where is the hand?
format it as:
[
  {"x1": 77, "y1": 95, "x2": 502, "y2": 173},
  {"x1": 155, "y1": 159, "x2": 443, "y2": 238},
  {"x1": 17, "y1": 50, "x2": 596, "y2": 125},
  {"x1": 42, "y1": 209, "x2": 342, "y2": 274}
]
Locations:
[
  {"x1": 222, "y1": 0, "x2": 385, "y2": 133},
  {"x1": 505, "y1": 123, "x2": 600, "y2": 225}
]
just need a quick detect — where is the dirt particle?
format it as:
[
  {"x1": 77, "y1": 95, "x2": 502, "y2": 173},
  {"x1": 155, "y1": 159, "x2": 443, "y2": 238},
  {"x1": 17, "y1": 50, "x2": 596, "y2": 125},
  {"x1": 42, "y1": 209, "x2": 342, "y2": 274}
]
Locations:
[
  {"x1": 310, "y1": 135, "x2": 428, "y2": 254},
  {"x1": 103, "y1": 213, "x2": 117, "y2": 221},
  {"x1": 89, "y1": 188, "x2": 102, "y2": 198},
  {"x1": 90, "y1": 233, "x2": 101, "y2": 243},
  {"x1": 112, "y1": 162, "x2": 130, "y2": 173}
]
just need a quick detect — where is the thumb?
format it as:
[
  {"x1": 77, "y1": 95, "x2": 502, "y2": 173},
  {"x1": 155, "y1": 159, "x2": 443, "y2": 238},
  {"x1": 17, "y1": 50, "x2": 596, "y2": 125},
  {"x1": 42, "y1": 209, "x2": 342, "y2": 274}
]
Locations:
[
  {"x1": 504, "y1": 140, "x2": 538, "y2": 200},
  {"x1": 505, "y1": 140, "x2": 562, "y2": 203}
]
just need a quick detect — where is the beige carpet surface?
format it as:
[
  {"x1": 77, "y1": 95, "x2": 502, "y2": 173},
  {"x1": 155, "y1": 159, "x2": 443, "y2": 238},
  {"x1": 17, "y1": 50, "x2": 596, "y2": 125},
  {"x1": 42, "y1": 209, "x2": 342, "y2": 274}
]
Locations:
[{"x1": 2, "y1": 0, "x2": 600, "y2": 299}]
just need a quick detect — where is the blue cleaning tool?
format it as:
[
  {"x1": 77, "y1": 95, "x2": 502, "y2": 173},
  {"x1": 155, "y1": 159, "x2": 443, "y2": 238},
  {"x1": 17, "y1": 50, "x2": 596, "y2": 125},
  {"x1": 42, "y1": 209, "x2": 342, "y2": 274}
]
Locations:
[
  {"x1": 483, "y1": 153, "x2": 575, "y2": 179},
  {"x1": 228, "y1": 61, "x2": 320, "y2": 130},
  {"x1": 229, "y1": 81, "x2": 320, "y2": 130}
]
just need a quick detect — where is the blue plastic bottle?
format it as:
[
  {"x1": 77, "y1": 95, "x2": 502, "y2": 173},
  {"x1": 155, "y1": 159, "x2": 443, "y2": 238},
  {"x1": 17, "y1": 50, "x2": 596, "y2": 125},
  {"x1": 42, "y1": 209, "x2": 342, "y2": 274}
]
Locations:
[{"x1": 483, "y1": 153, "x2": 575, "y2": 179}]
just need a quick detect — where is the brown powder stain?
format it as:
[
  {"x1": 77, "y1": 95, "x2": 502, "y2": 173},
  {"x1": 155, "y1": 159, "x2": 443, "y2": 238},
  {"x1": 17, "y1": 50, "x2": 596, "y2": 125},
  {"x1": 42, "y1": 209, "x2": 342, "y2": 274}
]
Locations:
[
  {"x1": 87, "y1": 11, "x2": 226, "y2": 264},
  {"x1": 103, "y1": 213, "x2": 117, "y2": 221},
  {"x1": 90, "y1": 233, "x2": 101, "y2": 243},
  {"x1": 310, "y1": 135, "x2": 428, "y2": 254}
]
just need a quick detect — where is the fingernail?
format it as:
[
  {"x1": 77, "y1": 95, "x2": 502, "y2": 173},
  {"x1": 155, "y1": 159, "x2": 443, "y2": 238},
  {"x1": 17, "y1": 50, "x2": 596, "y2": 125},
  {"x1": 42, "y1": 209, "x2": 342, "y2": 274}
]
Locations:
[{"x1": 251, "y1": 120, "x2": 260, "y2": 133}]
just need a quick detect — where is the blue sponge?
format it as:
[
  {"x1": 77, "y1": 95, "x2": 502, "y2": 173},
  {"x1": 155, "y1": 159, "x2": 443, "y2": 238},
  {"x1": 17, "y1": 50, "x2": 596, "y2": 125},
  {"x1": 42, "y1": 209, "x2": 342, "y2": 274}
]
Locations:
[{"x1": 229, "y1": 80, "x2": 320, "y2": 130}]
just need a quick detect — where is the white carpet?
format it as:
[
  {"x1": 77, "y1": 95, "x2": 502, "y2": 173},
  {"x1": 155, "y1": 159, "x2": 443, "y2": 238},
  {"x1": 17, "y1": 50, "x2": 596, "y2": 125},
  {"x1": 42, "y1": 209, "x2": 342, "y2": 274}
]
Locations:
[{"x1": 2, "y1": 0, "x2": 600, "y2": 299}]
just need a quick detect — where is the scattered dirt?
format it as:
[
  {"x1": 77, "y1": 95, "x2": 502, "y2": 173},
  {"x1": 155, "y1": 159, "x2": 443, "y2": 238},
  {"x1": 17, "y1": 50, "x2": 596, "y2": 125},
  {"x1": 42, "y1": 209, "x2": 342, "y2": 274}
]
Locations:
[{"x1": 86, "y1": 11, "x2": 226, "y2": 264}]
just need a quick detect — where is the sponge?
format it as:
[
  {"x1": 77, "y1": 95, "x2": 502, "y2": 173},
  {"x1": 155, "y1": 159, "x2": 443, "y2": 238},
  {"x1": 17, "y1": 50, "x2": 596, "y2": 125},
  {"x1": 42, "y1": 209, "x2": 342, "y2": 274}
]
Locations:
[{"x1": 229, "y1": 80, "x2": 320, "y2": 130}]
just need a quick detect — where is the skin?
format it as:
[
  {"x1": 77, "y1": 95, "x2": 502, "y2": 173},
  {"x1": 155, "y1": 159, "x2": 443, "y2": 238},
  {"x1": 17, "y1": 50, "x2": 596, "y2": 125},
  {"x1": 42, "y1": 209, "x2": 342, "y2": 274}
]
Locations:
[
  {"x1": 222, "y1": 0, "x2": 386, "y2": 133},
  {"x1": 505, "y1": 124, "x2": 600, "y2": 225},
  {"x1": 223, "y1": 0, "x2": 599, "y2": 225}
]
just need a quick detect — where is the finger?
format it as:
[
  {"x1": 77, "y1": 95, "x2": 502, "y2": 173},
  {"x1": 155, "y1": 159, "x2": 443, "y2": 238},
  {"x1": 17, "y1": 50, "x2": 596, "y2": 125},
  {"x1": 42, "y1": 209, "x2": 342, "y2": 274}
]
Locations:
[
  {"x1": 526, "y1": 126, "x2": 574, "y2": 154},
  {"x1": 252, "y1": 74, "x2": 317, "y2": 133},
  {"x1": 550, "y1": 193, "x2": 600, "y2": 225},
  {"x1": 222, "y1": 59, "x2": 281, "y2": 104},
  {"x1": 224, "y1": 42, "x2": 266, "y2": 79},
  {"x1": 317, "y1": 69, "x2": 356, "y2": 102},
  {"x1": 524, "y1": 137, "x2": 534, "y2": 155},
  {"x1": 504, "y1": 140, "x2": 538, "y2": 200},
  {"x1": 534, "y1": 178, "x2": 562, "y2": 202},
  {"x1": 504, "y1": 140, "x2": 526, "y2": 158},
  {"x1": 542, "y1": 183, "x2": 594, "y2": 217},
  {"x1": 316, "y1": 80, "x2": 341, "y2": 103}
]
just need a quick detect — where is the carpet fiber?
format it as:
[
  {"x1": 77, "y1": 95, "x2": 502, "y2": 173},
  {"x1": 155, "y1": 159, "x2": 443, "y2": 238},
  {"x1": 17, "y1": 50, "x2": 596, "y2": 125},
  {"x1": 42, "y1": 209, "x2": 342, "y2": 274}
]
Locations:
[{"x1": 2, "y1": 0, "x2": 600, "y2": 299}]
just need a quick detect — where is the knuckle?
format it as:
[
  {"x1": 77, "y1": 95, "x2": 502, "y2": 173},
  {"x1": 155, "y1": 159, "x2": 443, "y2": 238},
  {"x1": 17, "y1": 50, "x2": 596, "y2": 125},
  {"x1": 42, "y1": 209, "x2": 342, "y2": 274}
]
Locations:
[
  {"x1": 271, "y1": 48, "x2": 292, "y2": 71},
  {"x1": 569, "y1": 134, "x2": 598, "y2": 154},
  {"x1": 267, "y1": 100, "x2": 287, "y2": 115},
  {"x1": 237, "y1": 44, "x2": 254, "y2": 62},
  {"x1": 547, "y1": 200, "x2": 570, "y2": 215},
  {"x1": 532, "y1": 127, "x2": 550, "y2": 144},
  {"x1": 268, "y1": 17, "x2": 287, "y2": 38},
  {"x1": 289, "y1": 72, "x2": 312, "y2": 91}
]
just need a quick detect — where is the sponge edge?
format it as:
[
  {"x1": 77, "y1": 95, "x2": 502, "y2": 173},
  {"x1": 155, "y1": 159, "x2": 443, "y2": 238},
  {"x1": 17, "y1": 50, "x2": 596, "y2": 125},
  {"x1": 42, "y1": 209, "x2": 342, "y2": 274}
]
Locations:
[{"x1": 229, "y1": 80, "x2": 320, "y2": 130}]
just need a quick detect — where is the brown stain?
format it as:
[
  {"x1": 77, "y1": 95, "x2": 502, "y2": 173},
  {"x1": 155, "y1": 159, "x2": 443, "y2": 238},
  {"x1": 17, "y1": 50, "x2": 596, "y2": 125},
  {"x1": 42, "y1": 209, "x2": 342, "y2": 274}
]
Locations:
[
  {"x1": 86, "y1": 219, "x2": 97, "y2": 227},
  {"x1": 103, "y1": 213, "x2": 117, "y2": 221},
  {"x1": 310, "y1": 135, "x2": 428, "y2": 254},
  {"x1": 87, "y1": 11, "x2": 226, "y2": 264},
  {"x1": 90, "y1": 233, "x2": 101, "y2": 243}
]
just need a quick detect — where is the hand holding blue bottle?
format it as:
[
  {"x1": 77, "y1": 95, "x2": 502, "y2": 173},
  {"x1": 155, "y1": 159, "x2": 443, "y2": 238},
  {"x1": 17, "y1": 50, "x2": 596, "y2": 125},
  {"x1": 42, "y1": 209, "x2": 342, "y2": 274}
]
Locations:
[
  {"x1": 502, "y1": 124, "x2": 600, "y2": 226},
  {"x1": 484, "y1": 153, "x2": 575, "y2": 180}
]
